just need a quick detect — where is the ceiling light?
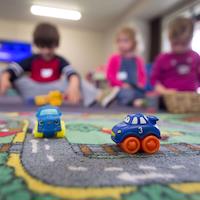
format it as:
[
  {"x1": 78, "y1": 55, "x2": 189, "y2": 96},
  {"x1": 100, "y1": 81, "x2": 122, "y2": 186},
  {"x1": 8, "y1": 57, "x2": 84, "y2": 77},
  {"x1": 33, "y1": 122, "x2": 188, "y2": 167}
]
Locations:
[{"x1": 30, "y1": 5, "x2": 81, "y2": 21}]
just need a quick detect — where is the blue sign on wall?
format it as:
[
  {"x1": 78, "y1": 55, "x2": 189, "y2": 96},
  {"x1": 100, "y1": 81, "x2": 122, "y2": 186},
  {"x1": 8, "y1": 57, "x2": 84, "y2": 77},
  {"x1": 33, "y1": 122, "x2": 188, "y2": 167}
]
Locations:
[{"x1": 0, "y1": 40, "x2": 32, "y2": 62}]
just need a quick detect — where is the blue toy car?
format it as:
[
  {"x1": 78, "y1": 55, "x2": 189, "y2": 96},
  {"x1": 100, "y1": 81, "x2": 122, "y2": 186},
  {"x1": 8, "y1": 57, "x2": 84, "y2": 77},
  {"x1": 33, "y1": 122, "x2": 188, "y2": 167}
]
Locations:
[
  {"x1": 33, "y1": 105, "x2": 65, "y2": 138},
  {"x1": 111, "y1": 113, "x2": 161, "y2": 154}
]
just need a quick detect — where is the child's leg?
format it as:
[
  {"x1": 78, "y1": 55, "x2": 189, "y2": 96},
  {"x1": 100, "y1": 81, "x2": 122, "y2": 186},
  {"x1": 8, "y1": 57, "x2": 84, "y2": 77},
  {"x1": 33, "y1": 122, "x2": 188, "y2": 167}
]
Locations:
[
  {"x1": 14, "y1": 76, "x2": 66, "y2": 99},
  {"x1": 117, "y1": 88, "x2": 135, "y2": 105},
  {"x1": 14, "y1": 77, "x2": 42, "y2": 99},
  {"x1": 132, "y1": 89, "x2": 145, "y2": 107},
  {"x1": 14, "y1": 76, "x2": 99, "y2": 106},
  {"x1": 80, "y1": 79, "x2": 100, "y2": 107},
  {"x1": 55, "y1": 78, "x2": 100, "y2": 106},
  {"x1": 134, "y1": 89, "x2": 145, "y2": 99}
]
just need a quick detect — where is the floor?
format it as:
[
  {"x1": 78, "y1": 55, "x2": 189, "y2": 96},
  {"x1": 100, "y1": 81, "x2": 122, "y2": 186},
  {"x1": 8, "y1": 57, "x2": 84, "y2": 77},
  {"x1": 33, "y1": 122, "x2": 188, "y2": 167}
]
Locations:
[{"x1": 0, "y1": 96, "x2": 143, "y2": 113}]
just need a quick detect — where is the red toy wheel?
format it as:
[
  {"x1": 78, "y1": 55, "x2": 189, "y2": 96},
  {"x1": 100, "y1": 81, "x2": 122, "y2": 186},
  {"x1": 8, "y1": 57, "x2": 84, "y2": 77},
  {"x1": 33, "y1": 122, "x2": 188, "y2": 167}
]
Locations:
[
  {"x1": 119, "y1": 136, "x2": 140, "y2": 154},
  {"x1": 141, "y1": 135, "x2": 160, "y2": 154}
]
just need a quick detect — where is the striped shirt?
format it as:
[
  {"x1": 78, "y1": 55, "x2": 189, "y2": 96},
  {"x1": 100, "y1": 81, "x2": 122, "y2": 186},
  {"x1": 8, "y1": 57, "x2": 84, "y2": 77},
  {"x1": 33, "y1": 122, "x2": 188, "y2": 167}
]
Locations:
[{"x1": 6, "y1": 54, "x2": 78, "y2": 82}]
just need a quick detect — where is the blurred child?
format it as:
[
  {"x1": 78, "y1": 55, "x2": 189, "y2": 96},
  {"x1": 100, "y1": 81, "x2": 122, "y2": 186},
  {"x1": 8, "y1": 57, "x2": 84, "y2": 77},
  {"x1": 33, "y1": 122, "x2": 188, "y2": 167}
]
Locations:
[
  {"x1": 0, "y1": 23, "x2": 99, "y2": 106},
  {"x1": 106, "y1": 27, "x2": 146, "y2": 106},
  {"x1": 151, "y1": 17, "x2": 200, "y2": 94}
]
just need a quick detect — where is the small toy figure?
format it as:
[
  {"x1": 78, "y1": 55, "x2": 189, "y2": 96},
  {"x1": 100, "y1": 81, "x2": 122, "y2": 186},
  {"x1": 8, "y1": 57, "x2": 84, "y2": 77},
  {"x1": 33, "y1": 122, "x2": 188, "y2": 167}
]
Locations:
[
  {"x1": 111, "y1": 113, "x2": 161, "y2": 154},
  {"x1": 33, "y1": 105, "x2": 65, "y2": 138},
  {"x1": 48, "y1": 90, "x2": 63, "y2": 106},
  {"x1": 34, "y1": 90, "x2": 63, "y2": 106},
  {"x1": 34, "y1": 95, "x2": 48, "y2": 106}
]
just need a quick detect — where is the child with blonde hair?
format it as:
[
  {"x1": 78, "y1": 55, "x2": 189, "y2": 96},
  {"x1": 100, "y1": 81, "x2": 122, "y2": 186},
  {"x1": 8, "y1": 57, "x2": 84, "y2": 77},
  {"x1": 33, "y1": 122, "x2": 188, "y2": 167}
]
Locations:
[
  {"x1": 151, "y1": 17, "x2": 200, "y2": 94},
  {"x1": 106, "y1": 27, "x2": 146, "y2": 106}
]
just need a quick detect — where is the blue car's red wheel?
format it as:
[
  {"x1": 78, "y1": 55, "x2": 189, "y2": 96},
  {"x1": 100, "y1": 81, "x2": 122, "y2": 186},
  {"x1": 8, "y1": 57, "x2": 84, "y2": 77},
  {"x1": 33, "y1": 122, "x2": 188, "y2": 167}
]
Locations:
[
  {"x1": 119, "y1": 136, "x2": 140, "y2": 154},
  {"x1": 141, "y1": 135, "x2": 160, "y2": 154}
]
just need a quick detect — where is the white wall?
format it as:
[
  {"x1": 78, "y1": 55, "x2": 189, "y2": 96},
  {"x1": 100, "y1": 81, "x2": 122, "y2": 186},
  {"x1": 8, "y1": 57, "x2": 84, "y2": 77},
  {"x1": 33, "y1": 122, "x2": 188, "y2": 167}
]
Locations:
[
  {"x1": 0, "y1": 18, "x2": 105, "y2": 75},
  {"x1": 0, "y1": 16, "x2": 150, "y2": 74},
  {"x1": 161, "y1": 0, "x2": 200, "y2": 52}
]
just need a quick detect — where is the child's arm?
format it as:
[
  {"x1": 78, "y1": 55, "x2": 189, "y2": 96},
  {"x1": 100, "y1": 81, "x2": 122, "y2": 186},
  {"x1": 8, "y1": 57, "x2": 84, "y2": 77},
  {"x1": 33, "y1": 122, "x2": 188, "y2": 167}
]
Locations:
[
  {"x1": 59, "y1": 57, "x2": 81, "y2": 105},
  {"x1": 151, "y1": 54, "x2": 176, "y2": 95},
  {"x1": 136, "y1": 57, "x2": 146, "y2": 88},
  {"x1": 154, "y1": 83, "x2": 176, "y2": 95},
  {"x1": 66, "y1": 74, "x2": 81, "y2": 105},
  {"x1": 106, "y1": 55, "x2": 123, "y2": 87},
  {"x1": 0, "y1": 56, "x2": 33, "y2": 95},
  {"x1": 0, "y1": 72, "x2": 11, "y2": 95}
]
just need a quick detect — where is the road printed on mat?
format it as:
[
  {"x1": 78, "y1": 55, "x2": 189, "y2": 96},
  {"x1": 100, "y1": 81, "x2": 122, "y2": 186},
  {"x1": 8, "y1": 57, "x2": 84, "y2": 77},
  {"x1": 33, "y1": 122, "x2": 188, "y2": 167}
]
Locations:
[{"x1": 1, "y1": 113, "x2": 200, "y2": 200}]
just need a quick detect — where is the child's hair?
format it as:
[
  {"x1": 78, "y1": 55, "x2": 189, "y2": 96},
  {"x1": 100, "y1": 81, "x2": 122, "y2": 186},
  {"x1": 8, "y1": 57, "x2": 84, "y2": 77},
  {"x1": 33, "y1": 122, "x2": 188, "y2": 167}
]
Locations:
[
  {"x1": 33, "y1": 23, "x2": 60, "y2": 48},
  {"x1": 168, "y1": 17, "x2": 194, "y2": 42},
  {"x1": 116, "y1": 27, "x2": 137, "y2": 49}
]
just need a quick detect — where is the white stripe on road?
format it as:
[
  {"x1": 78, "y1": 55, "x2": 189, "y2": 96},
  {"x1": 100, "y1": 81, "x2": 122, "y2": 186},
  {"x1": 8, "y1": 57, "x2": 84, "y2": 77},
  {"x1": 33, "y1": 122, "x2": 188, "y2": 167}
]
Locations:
[
  {"x1": 45, "y1": 144, "x2": 50, "y2": 150},
  {"x1": 104, "y1": 167, "x2": 123, "y2": 172},
  {"x1": 117, "y1": 172, "x2": 174, "y2": 183},
  {"x1": 44, "y1": 138, "x2": 49, "y2": 142},
  {"x1": 68, "y1": 166, "x2": 87, "y2": 171},
  {"x1": 30, "y1": 139, "x2": 38, "y2": 153},
  {"x1": 47, "y1": 154, "x2": 55, "y2": 162},
  {"x1": 171, "y1": 165, "x2": 185, "y2": 169},
  {"x1": 139, "y1": 165, "x2": 156, "y2": 170}
]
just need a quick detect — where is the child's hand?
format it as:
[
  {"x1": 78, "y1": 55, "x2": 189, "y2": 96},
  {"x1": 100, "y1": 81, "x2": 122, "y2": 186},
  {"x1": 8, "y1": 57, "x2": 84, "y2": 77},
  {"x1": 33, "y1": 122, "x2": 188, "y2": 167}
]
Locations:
[
  {"x1": 155, "y1": 83, "x2": 176, "y2": 95},
  {"x1": 64, "y1": 75, "x2": 81, "y2": 105},
  {"x1": 65, "y1": 85, "x2": 81, "y2": 105},
  {"x1": 0, "y1": 72, "x2": 11, "y2": 95},
  {"x1": 165, "y1": 89, "x2": 177, "y2": 95},
  {"x1": 122, "y1": 83, "x2": 131, "y2": 89}
]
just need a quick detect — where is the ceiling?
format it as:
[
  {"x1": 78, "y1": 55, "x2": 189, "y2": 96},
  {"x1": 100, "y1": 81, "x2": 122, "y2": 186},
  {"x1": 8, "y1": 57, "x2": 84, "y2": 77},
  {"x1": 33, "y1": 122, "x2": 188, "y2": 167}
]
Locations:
[
  {"x1": 0, "y1": 0, "x2": 186, "y2": 31},
  {"x1": 129, "y1": 0, "x2": 186, "y2": 19}
]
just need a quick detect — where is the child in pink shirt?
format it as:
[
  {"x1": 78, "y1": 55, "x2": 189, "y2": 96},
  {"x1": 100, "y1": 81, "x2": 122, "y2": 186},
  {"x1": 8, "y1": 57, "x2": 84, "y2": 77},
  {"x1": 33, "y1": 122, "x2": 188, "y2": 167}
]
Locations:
[
  {"x1": 151, "y1": 17, "x2": 200, "y2": 94},
  {"x1": 106, "y1": 27, "x2": 146, "y2": 106}
]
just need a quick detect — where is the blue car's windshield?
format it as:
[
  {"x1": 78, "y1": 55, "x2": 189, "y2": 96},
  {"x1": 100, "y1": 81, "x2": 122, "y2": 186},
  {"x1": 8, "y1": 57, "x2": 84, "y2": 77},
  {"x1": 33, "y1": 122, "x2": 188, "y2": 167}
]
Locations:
[
  {"x1": 124, "y1": 116, "x2": 131, "y2": 124},
  {"x1": 40, "y1": 109, "x2": 58, "y2": 116}
]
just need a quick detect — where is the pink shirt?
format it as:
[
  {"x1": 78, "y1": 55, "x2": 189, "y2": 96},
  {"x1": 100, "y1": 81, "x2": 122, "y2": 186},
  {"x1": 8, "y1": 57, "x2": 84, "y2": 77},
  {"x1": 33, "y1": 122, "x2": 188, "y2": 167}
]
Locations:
[
  {"x1": 106, "y1": 54, "x2": 146, "y2": 88},
  {"x1": 151, "y1": 50, "x2": 200, "y2": 91}
]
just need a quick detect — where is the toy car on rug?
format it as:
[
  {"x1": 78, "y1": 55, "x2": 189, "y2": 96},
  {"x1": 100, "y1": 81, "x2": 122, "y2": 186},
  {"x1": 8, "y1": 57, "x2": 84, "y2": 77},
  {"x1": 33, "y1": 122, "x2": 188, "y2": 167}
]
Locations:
[
  {"x1": 33, "y1": 105, "x2": 65, "y2": 138},
  {"x1": 111, "y1": 113, "x2": 161, "y2": 154}
]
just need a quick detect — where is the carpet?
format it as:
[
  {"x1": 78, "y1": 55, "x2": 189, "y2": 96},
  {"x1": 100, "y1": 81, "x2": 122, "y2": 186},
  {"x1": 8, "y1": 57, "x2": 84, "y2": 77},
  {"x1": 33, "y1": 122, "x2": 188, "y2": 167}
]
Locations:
[{"x1": 0, "y1": 112, "x2": 200, "y2": 200}]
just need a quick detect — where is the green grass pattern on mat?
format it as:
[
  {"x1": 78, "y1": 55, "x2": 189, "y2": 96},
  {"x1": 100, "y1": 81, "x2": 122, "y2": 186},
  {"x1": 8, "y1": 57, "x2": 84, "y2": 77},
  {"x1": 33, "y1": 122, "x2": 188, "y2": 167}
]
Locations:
[
  {"x1": 123, "y1": 184, "x2": 200, "y2": 200},
  {"x1": 65, "y1": 115, "x2": 200, "y2": 145},
  {"x1": 0, "y1": 153, "x2": 59, "y2": 200},
  {"x1": 0, "y1": 135, "x2": 15, "y2": 144},
  {"x1": 66, "y1": 121, "x2": 114, "y2": 144}
]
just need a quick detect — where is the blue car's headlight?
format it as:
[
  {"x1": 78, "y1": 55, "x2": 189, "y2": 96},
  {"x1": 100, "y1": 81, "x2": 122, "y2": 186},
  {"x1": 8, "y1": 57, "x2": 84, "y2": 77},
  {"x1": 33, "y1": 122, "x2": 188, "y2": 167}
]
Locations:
[
  {"x1": 39, "y1": 120, "x2": 44, "y2": 126},
  {"x1": 54, "y1": 120, "x2": 59, "y2": 125},
  {"x1": 111, "y1": 131, "x2": 115, "y2": 136},
  {"x1": 112, "y1": 129, "x2": 121, "y2": 137}
]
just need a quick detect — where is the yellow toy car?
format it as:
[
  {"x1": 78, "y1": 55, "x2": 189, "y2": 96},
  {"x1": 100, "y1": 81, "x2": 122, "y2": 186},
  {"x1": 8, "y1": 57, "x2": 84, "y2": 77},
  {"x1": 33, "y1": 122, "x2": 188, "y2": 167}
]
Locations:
[{"x1": 34, "y1": 90, "x2": 63, "y2": 106}]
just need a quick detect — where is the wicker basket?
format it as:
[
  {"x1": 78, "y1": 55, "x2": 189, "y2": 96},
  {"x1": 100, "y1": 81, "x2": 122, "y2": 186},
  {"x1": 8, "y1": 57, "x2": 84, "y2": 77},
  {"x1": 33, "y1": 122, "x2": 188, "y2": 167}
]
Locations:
[{"x1": 163, "y1": 92, "x2": 200, "y2": 113}]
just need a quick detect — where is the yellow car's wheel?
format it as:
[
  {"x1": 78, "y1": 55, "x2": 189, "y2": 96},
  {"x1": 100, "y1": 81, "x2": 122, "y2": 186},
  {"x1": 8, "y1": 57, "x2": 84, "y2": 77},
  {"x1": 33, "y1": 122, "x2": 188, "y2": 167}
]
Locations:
[
  {"x1": 34, "y1": 131, "x2": 44, "y2": 138},
  {"x1": 33, "y1": 121, "x2": 44, "y2": 138},
  {"x1": 56, "y1": 120, "x2": 66, "y2": 138}
]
